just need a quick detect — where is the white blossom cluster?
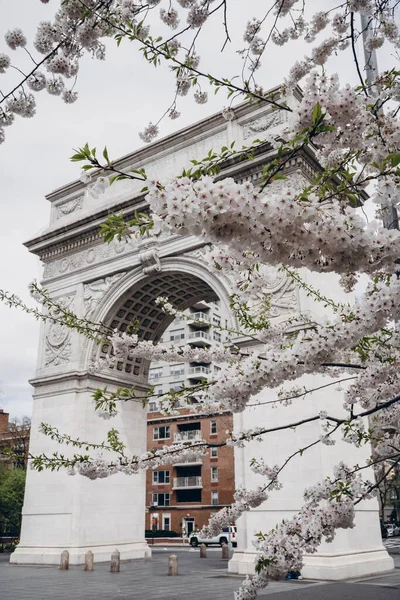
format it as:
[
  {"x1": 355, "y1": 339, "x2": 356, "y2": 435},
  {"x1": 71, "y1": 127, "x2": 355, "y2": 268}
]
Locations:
[
  {"x1": 99, "y1": 334, "x2": 237, "y2": 367},
  {"x1": 110, "y1": 330, "x2": 139, "y2": 358},
  {"x1": 289, "y1": 72, "x2": 400, "y2": 175},
  {"x1": 234, "y1": 463, "x2": 375, "y2": 599},
  {"x1": 319, "y1": 410, "x2": 336, "y2": 446},
  {"x1": 226, "y1": 427, "x2": 266, "y2": 448},
  {"x1": 210, "y1": 277, "x2": 400, "y2": 413},
  {"x1": 145, "y1": 173, "x2": 400, "y2": 276},
  {"x1": 344, "y1": 359, "x2": 400, "y2": 412},
  {"x1": 72, "y1": 440, "x2": 207, "y2": 480},
  {"x1": 201, "y1": 485, "x2": 268, "y2": 539},
  {"x1": 265, "y1": 2, "x2": 399, "y2": 89},
  {"x1": 249, "y1": 459, "x2": 282, "y2": 491},
  {"x1": 74, "y1": 456, "x2": 120, "y2": 479},
  {"x1": 139, "y1": 122, "x2": 159, "y2": 144}
]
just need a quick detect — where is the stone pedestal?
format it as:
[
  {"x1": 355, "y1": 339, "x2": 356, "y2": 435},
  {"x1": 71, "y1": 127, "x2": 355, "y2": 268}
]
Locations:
[
  {"x1": 229, "y1": 272, "x2": 394, "y2": 580},
  {"x1": 11, "y1": 374, "x2": 151, "y2": 565}
]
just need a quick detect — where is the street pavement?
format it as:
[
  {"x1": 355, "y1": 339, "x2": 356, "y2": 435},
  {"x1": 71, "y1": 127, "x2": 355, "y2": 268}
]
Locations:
[
  {"x1": 0, "y1": 546, "x2": 399, "y2": 600},
  {"x1": 384, "y1": 537, "x2": 400, "y2": 553}
]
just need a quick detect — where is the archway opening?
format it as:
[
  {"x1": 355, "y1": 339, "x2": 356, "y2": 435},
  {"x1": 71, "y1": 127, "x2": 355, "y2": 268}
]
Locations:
[
  {"x1": 97, "y1": 270, "x2": 219, "y2": 381},
  {"x1": 92, "y1": 267, "x2": 235, "y2": 540}
]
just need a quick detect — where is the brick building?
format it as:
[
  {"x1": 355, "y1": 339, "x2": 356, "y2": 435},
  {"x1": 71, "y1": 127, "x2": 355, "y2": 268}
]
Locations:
[
  {"x1": 145, "y1": 408, "x2": 234, "y2": 535},
  {"x1": 0, "y1": 409, "x2": 30, "y2": 469}
]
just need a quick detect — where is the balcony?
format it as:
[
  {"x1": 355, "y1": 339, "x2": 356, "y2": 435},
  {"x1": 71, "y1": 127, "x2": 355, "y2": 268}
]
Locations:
[
  {"x1": 188, "y1": 331, "x2": 211, "y2": 346},
  {"x1": 174, "y1": 430, "x2": 202, "y2": 442},
  {"x1": 191, "y1": 300, "x2": 212, "y2": 311},
  {"x1": 173, "y1": 476, "x2": 203, "y2": 489},
  {"x1": 173, "y1": 458, "x2": 203, "y2": 467},
  {"x1": 188, "y1": 312, "x2": 210, "y2": 327},
  {"x1": 188, "y1": 366, "x2": 211, "y2": 381}
]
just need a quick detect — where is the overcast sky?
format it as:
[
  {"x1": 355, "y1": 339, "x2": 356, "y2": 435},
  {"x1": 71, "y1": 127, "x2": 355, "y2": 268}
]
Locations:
[{"x1": 0, "y1": 0, "x2": 393, "y2": 419}]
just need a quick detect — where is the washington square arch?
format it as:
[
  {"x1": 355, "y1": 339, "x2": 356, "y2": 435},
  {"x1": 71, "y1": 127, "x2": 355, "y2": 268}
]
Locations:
[{"x1": 12, "y1": 94, "x2": 394, "y2": 580}]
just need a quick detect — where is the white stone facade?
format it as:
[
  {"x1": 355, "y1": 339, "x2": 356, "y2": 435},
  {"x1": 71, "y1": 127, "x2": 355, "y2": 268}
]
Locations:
[{"x1": 12, "y1": 95, "x2": 393, "y2": 578}]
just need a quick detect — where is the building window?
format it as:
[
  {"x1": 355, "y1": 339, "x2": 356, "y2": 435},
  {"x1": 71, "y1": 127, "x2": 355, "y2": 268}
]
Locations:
[
  {"x1": 211, "y1": 491, "x2": 219, "y2": 506},
  {"x1": 152, "y1": 493, "x2": 170, "y2": 507},
  {"x1": 211, "y1": 467, "x2": 218, "y2": 482},
  {"x1": 153, "y1": 426, "x2": 170, "y2": 440},
  {"x1": 149, "y1": 367, "x2": 163, "y2": 380},
  {"x1": 170, "y1": 364, "x2": 185, "y2": 377},
  {"x1": 210, "y1": 447, "x2": 218, "y2": 458},
  {"x1": 213, "y1": 331, "x2": 221, "y2": 342},
  {"x1": 170, "y1": 330, "x2": 185, "y2": 342},
  {"x1": 148, "y1": 401, "x2": 157, "y2": 412},
  {"x1": 154, "y1": 386, "x2": 163, "y2": 396},
  {"x1": 153, "y1": 470, "x2": 170, "y2": 484},
  {"x1": 169, "y1": 381, "x2": 184, "y2": 392},
  {"x1": 210, "y1": 420, "x2": 217, "y2": 435},
  {"x1": 162, "y1": 514, "x2": 171, "y2": 530},
  {"x1": 213, "y1": 315, "x2": 221, "y2": 326}
]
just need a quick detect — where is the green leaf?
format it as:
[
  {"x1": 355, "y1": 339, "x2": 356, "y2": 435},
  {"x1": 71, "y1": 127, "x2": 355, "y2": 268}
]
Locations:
[
  {"x1": 312, "y1": 102, "x2": 322, "y2": 125},
  {"x1": 70, "y1": 152, "x2": 85, "y2": 162},
  {"x1": 388, "y1": 153, "x2": 400, "y2": 168}
]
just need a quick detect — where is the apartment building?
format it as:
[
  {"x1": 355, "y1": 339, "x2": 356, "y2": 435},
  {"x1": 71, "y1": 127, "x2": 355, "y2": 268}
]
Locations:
[
  {"x1": 0, "y1": 409, "x2": 30, "y2": 469},
  {"x1": 145, "y1": 301, "x2": 235, "y2": 535}
]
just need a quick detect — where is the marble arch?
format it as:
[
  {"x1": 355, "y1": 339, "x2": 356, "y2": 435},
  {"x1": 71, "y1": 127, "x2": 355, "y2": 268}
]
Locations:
[{"x1": 12, "y1": 96, "x2": 394, "y2": 578}]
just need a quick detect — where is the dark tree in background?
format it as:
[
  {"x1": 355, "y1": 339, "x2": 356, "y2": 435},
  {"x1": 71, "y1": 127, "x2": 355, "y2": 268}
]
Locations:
[{"x1": 0, "y1": 466, "x2": 26, "y2": 541}]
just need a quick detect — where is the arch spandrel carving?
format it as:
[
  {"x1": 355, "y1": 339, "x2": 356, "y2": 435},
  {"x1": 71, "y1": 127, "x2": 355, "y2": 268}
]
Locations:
[{"x1": 257, "y1": 265, "x2": 298, "y2": 321}]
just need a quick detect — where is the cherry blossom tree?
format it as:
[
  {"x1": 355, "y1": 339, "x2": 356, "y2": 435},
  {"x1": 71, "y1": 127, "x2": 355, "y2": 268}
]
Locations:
[{"x1": 1, "y1": 1, "x2": 400, "y2": 598}]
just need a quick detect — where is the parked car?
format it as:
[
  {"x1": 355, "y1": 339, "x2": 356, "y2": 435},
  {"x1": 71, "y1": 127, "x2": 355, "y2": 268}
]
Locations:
[
  {"x1": 189, "y1": 526, "x2": 237, "y2": 547},
  {"x1": 385, "y1": 524, "x2": 400, "y2": 537}
]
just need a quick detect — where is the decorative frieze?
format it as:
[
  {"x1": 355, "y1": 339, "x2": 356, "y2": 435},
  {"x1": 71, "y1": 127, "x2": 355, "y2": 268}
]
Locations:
[
  {"x1": 55, "y1": 195, "x2": 84, "y2": 220},
  {"x1": 241, "y1": 111, "x2": 287, "y2": 140},
  {"x1": 43, "y1": 239, "x2": 131, "y2": 279}
]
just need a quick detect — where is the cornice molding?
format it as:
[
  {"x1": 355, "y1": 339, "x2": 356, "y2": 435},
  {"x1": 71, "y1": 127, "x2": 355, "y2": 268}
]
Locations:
[{"x1": 30, "y1": 370, "x2": 151, "y2": 397}]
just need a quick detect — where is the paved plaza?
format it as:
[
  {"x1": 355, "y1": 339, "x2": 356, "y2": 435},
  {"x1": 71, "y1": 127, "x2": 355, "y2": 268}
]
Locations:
[{"x1": 1, "y1": 546, "x2": 399, "y2": 600}]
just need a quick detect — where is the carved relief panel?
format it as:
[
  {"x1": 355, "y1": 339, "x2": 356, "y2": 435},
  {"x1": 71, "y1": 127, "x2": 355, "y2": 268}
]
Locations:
[{"x1": 44, "y1": 294, "x2": 75, "y2": 367}]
